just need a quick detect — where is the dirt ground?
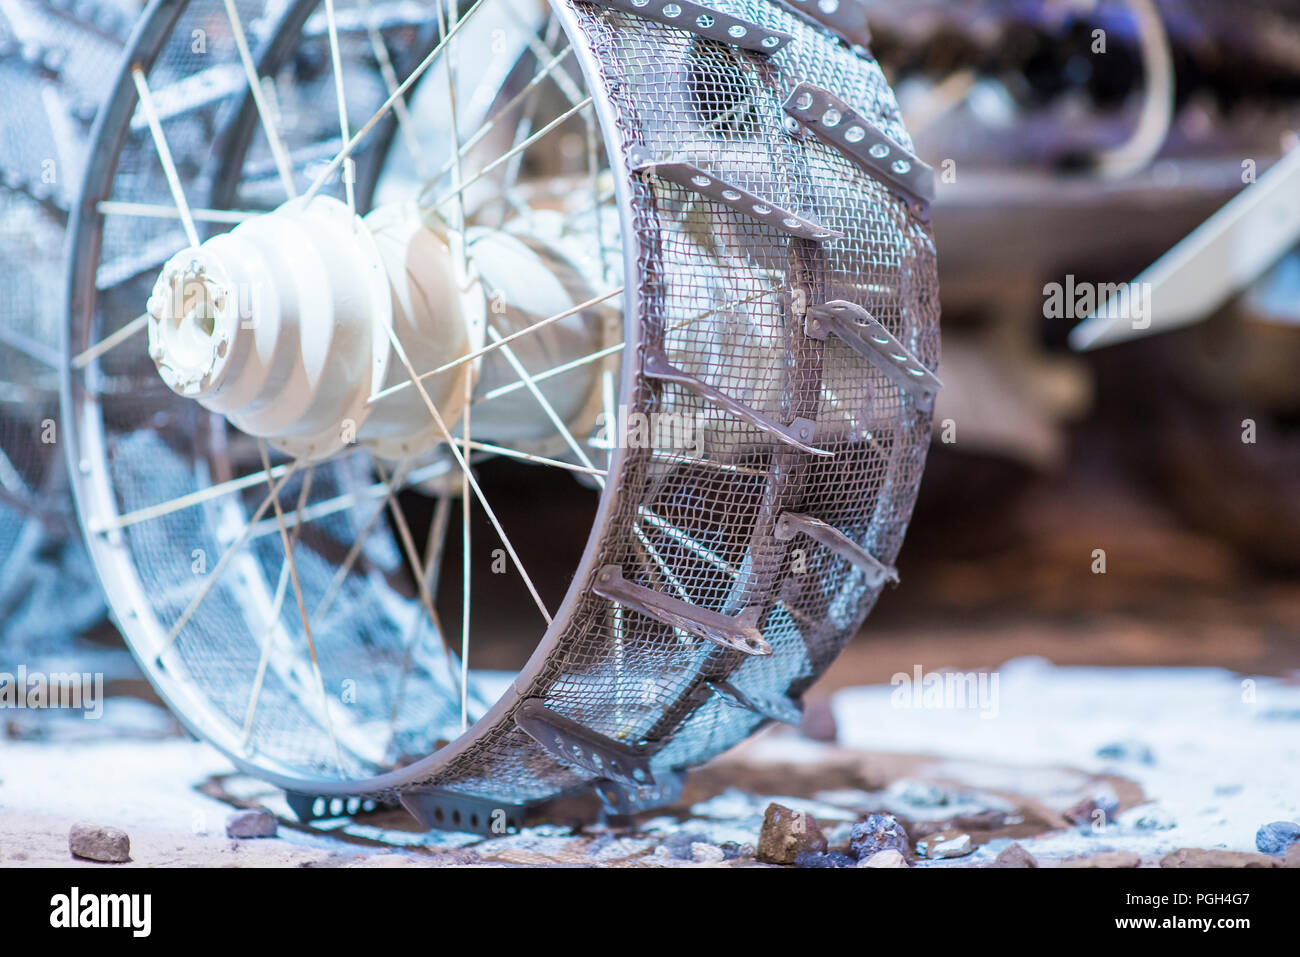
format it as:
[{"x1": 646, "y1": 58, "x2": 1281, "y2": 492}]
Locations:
[{"x1": 2, "y1": 443, "x2": 1298, "y2": 868}]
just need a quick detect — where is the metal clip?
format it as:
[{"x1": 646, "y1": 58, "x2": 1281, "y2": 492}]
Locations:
[
  {"x1": 768, "y1": 0, "x2": 872, "y2": 49},
  {"x1": 585, "y1": 0, "x2": 792, "y2": 54},
  {"x1": 784, "y1": 82, "x2": 934, "y2": 222},
  {"x1": 630, "y1": 148, "x2": 843, "y2": 242},
  {"x1": 515, "y1": 697, "x2": 657, "y2": 788},
  {"x1": 805, "y1": 300, "x2": 941, "y2": 409},
  {"x1": 593, "y1": 563, "x2": 772, "y2": 656},
  {"x1": 775, "y1": 510, "x2": 898, "y2": 588},
  {"x1": 644, "y1": 346, "x2": 829, "y2": 456},
  {"x1": 399, "y1": 788, "x2": 527, "y2": 835}
]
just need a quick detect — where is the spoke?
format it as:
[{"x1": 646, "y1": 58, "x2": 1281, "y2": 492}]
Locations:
[
  {"x1": 368, "y1": 286, "x2": 623, "y2": 404},
  {"x1": 436, "y1": 0, "x2": 468, "y2": 244},
  {"x1": 310, "y1": 456, "x2": 413, "y2": 624},
  {"x1": 131, "y1": 66, "x2": 200, "y2": 249},
  {"x1": 422, "y1": 44, "x2": 575, "y2": 191},
  {"x1": 382, "y1": 320, "x2": 552, "y2": 624},
  {"x1": 374, "y1": 457, "x2": 452, "y2": 751},
  {"x1": 89, "y1": 457, "x2": 297, "y2": 532},
  {"x1": 373, "y1": 457, "x2": 446, "y2": 645},
  {"x1": 485, "y1": 324, "x2": 602, "y2": 485},
  {"x1": 156, "y1": 461, "x2": 300, "y2": 659},
  {"x1": 323, "y1": 0, "x2": 356, "y2": 213},
  {"x1": 459, "y1": 322, "x2": 472, "y2": 732},
  {"x1": 639, "y1": 507, "x2": 737, "y2": 576},
  {"x1": 240, "y1": 465, "x2": 315, "y2": 746},
  {"x1": 98, "y1": 201, "x2": 260, "y2": 224},
  {"x1": 476, "y1": 340, "x2": 623, "y2": 405},
  {"x1": 304, "y1": 0, "x2": 491, "y2": 201},
  {"x1": 71, "y1": 313, "x2": 149, "y2": 371},
  {"x1": 259, "y1": 442, "x2": 345, "y2": 774},
  {"x1": 246, "y1": 453, "x2": 474, "y2": 542},
  {"x1": 430, "y1": 96, "x2": 594, "y2": 212},
  {"x1": 357, "y1": 0, "x2": 426, "y2": 172},
  {"x1": 473, "y1": 287, "x2": 783, "y2": 406},
  {"x1": 462, "y1": 439, "x2": 605, "y2": 477},
  {"x1": 223, "y1": 0, "x2": 297, "y2": 198}
]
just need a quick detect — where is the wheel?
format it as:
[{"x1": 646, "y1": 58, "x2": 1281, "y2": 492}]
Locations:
[{"x1": 63, "y1": 0, "x2": 939, "y2": 830}]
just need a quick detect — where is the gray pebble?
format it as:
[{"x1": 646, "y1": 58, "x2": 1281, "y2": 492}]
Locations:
[
  {"x1": 225, "y1": 808, "x2": 278, "y2": 839},
  {"x1": 991, "y1": 842, "x2": 1037, "y2": 868},
  {"x1": 848, "y1": 813, "x2": 911, "y2": 861},
  {"x1": 69, "y1": 822, "x2": 130, "y2": 863}
]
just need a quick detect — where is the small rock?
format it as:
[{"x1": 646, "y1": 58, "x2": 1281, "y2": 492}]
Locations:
[
  {"x1": 719, "y1": 841, "x2": 752, "y2": 861},
  {"x1": 1160, "y1": 848, "x2": 1279, "y2": 869},
  {"x1": 794, "y1": 850, "x2": 856, "y2": 869},
  {"x1": 1062, "y1": 851, "x2": 1141, "y2": 868},
  {"x1": 927, "y1": 833, "x2": 973, "y2": 859},
  {"x1": 690, "y1": 843, "x2": 726, "y2": 864},
  {"x1": 757, "y1": 803, "x2": 827, "y2": 865},
  {"x1": 1118, "y1": 803, "x2": 1177, "y2": 831},
  {"x1": 69, "y1": 823, "x2": 130, "y2": 863},
  {"x1": 662, "y1": 831, "x2": 709, "y2": 861},
  {"x1": 860, "y1": 849, "x2": 908, "y2": 868},
  {"x1": 1284, "y1": 845, "x2": 1300, "y2": 868},
  {"x1": 226, "y1": 808, "x2": 278, "y2": 839},
  {"x1": 1065, "y1": 784, "x2": 1120, "y2": 827},
  {"x1": 991, "y1": 843, "x2": 1037, "y2": 868},
  {"x1": 1095, "y1": 739, "x2": 1155, "y2": 765},
  {"x1": 848, "y1": 813, "x2": 911, "y2": 861},
  {"x1": 1255, "y1": 821, "x2": 1300, "y2": 856}
]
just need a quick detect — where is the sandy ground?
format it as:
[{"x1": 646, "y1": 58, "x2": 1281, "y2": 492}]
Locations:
[{"x1": 3, "y1": 659, "x2": 1297, "y2": 868}]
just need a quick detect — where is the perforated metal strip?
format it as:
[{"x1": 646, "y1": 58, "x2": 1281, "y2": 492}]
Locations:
[
  {"x1": 630, "y1": 147, "x2": 844, "y2": 241},
  {"x1": 775, "y1": 510, "x2": 898, "y2": 588},
  {"x1": 584, "y1": 0, "x2": 793, "y2": 54},
  {"x1": 784, "y1": 82, "x2": 935, "y2": 222},
  {"x1": 399, "y1": 789, "x2": 527, "y2": 835},
  {"x1": 644, "y1": 345, "x2": 829, "y2": 456},
  {"x1": 805, "y1": 300, "x2": 942, "y2": 409},
  {"x1": 592, "y1": 563, "x2": 773, "y2": 656},
  {"x1": 705, "y1": 678, "x2": 803, "y2": 725},
  {"x1": 515, "y1": 697, "x2": 656, "y2": 787}
]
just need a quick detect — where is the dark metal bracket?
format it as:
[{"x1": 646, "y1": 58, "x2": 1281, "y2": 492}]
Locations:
[
  {"x1": 805, "y1": 300, "x2": 942, "y2": 410},
  {"x1": 644, "y1": 346, "x2": 830, "y2": 457},
  {"x1": 585, "y1": 0, "x2": 793, "y2": 55},
  {"x1": 593, "y1": 563, "x2": 772, "y2": 656},
  {"x1": 768, "y1": 0, "x2": 872, "y2": 49},
  {"x1": 594, "y1": 770, "x2": 688, "y2": 816},
  {"x1": 515, "y1": 697, "x2": 657, "y2": 789},
  {"x1": 399, "y1": 788, "x2": 527, "y2": 836},
  {"x1": 630, "y1": 147, "x2": 843, "y2": 242},
  {"x1": 775, "y1": 510, "x2": 898, "y2": 588},
  {"x1": 783, "y1": 82, "x2": 935, "y2": 222},
  {"x1": 284, "y1": 791, "x2": 383, "y2": 823}
]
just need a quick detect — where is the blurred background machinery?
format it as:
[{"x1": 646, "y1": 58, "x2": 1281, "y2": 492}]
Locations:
[{"x1": 0, "y1": 0, "x2": 137, "y2": 648}]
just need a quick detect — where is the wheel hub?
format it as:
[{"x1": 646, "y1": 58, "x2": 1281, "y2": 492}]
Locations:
[{"x1": 146, "y1": 195, "x2": 605, "y2": 461}]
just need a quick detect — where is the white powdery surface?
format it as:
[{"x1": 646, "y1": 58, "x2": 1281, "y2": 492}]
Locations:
[{"x1": 831, "y1": 658, "x2": 1300, "y2": 861}]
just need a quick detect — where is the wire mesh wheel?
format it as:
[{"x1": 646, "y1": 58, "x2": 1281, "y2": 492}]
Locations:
[{"x1": 63, "y1": 0, "x2": 940, "y2": 830}]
